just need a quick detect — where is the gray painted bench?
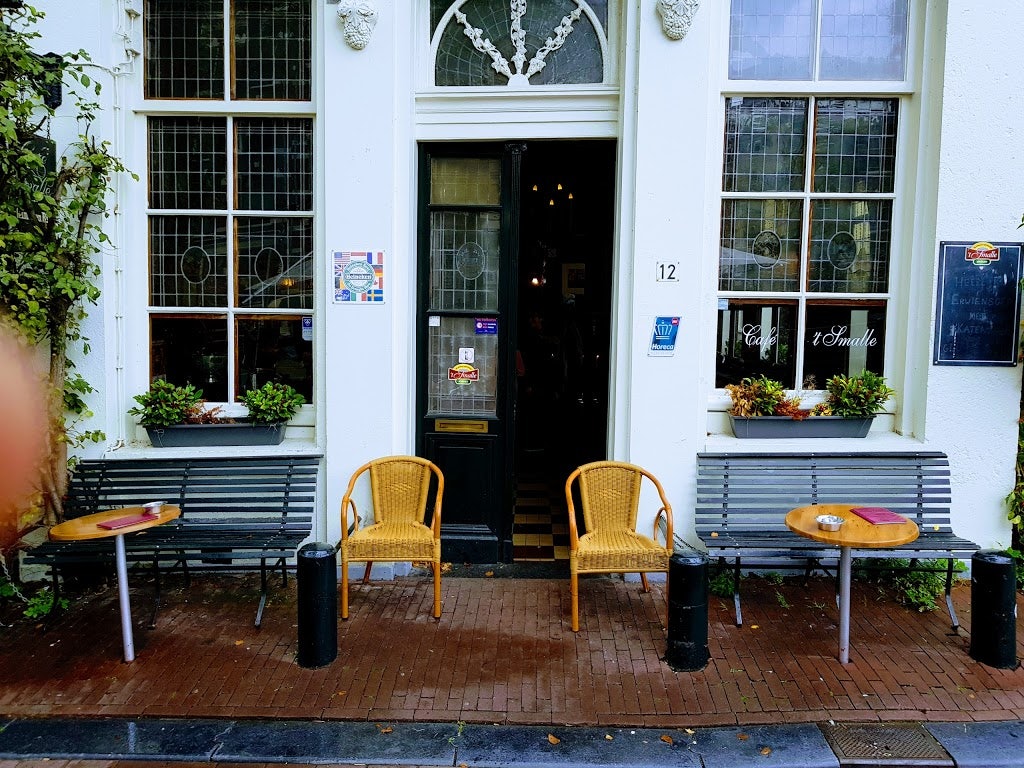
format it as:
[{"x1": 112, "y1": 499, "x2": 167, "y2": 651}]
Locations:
[
  {"x1": 24, "y1": 455, "x2": 319, "y2": 627},
  {"x1": 694, "y1": 451, "x2": 980, "y2": 628}
]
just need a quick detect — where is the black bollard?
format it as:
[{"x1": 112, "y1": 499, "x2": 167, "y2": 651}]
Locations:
[
  {"x1": 296, "y1": 542, "x2": 338, "y2": 668},
  {"x1": 665, "y1": 551, "x2": 709, "y2": 671},
  {"x1": 970, "y1": 550, "x2": 1017, "y2": 669}
]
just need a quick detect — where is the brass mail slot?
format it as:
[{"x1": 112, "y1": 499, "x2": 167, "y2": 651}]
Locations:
[{"x1": 434, "y1": 419, "x2": 489, "y2": 434}]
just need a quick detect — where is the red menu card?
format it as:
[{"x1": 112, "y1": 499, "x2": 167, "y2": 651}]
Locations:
[
  {"x1": 850, "y1": 507, "x2": 906, "y2": 525},
  {"x1": 97, "y1": 512, "x2": 159, "y2": 530}
]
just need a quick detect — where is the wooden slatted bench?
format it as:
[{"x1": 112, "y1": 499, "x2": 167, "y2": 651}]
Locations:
[
  {"x1": 694, "y1": 451, "x2": 980, "y2": 629},
  {"x1": 24, "y1": 455, "x2": 320, "y2": 627}
]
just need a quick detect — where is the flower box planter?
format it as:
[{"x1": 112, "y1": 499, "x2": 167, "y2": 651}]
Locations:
[
  {"x1": 145, "y1": 420, "x2": 287, "y2": 448},
  {"x1": 729, "y1": 415, "x2": 873, "y2": 439}
]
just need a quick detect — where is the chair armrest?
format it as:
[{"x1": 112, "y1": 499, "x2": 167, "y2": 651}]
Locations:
[
  {"x1": 564, "y1": 467, "x2": 582, "y2": 549},
  {"x1": 653, "y1": 505, "x2": 673, "y2": 549},
  {"x1": 340, "y1": 497, "x2": 362, "y2": 539}
]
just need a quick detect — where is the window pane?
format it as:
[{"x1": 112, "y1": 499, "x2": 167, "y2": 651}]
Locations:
[
  {"x1": 144, "y1": 0, "x2": 223, "y2": 99},
  {"x1": 236, "y1": 218, "x2": 314, "y2": 309},
  {"x1": 813, "y1": 99, "x2": 898, "y2": 194},
  {"x1": 434, "y1": 0, "x2": 603, "y2": 86},
  {"x1": 150, "y1": 216, "x2": 228, "y2": 307},
  {"x1": 803, "y1": 303, "x2": 886, "y2": 387},
  {"x1": 724, "y1": 97, "x2": 808, "y2": 193},
  {"x1": 820, "y1": 0, "x2": 908, "y2": 80},
  {"x1": 427, "y1": 316, "x2": 499, "y2": 416},
  {"x1": 808, "y1": 199, "x2": 891, "y2": 293},
  {"x1": 430, "y1": 158, "x2": 501, "y2": 205},
  {"x1": 719, "y1": 199, "x2": 803, "y2": 292},
  {"x1": 716, "y1": 301, "x2": 798, "y2": 388},
  {"x1": 429, "y1": 210, "x2": 502, "y2": 312},
  {"x1": 235, "y1": 118, "x2": 313, "y2": 212},
  {"x1": 237, "y1": 316, "x2": 313, "y2": 402},
  {"x1": 151, "y1": 315, "x2": 229, "y2": 402},
  {"x1": 149, "y1": 117, "x2": 227, "y2": 210},
  {"x1": 234, "y1": 0, "x2": 311, "y2": 100},
  {"x1": 729, "y1": 0, "x2": 815, "y2": 80}
]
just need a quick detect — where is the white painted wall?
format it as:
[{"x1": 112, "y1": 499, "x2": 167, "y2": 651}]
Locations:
[
  {"x1": 923, "y1": 0, "x2": 1024, "y2": 549},
  {"x1": 32, "y1": 0, "x2": 1024, "y2": 554}
]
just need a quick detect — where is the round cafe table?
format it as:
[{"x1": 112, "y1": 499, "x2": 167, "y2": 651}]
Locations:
[
  {"x1": 785, "y1": 504, "x2": 918, "y2": 664},
  {"x1": 48, "y1": 505, "x2": 180, "y2": 662}
]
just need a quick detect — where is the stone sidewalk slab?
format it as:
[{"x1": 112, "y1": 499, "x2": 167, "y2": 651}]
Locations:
[{"x1": 927, "y1": 721, "x2": 1024, "y2": 768}]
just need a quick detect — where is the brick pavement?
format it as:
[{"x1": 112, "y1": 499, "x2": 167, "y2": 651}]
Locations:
[{"x1": 0, "y1": 570, "x2": 1022, "y2": 727}]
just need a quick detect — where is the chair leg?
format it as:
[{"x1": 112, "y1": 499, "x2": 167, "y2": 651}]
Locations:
[
  {"x1": 570, "y1": 572, "x2": 579, "y2": 632},
  {"x1": 362, "y1": 562, "x2": 372, "y2": 583},
  {"x1": 640, "y1": 573, "x2": 651, "y2": 593},
  {"x1": 432, "y1": 561, "x2": 441, "y2": 619},
  {"x1": 341, "y1": 560, "x2": 350, "y2": 620}
]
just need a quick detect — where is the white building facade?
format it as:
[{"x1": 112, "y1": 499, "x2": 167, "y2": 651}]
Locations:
[{"x1": 36, "y1": 0, "x2": 1024, "y2": 561}]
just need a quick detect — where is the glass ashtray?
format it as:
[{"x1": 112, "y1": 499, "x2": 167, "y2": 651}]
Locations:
[{"x1": 816, "y1": 514, "x2": 844, "y2": 531}]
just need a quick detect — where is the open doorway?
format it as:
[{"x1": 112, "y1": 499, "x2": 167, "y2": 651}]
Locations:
[{"x1": 512, "y1": 140, "x2": 616, "y2": 562}]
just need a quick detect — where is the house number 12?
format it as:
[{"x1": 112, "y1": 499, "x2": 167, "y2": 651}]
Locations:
[{"x1": 656, "y1": 261, "x2": 680, "y2": 282}]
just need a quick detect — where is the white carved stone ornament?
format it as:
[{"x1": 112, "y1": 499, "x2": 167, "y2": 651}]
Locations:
[
  {"x1": 337, "y1": 0, "x2": 379, "y2": 51},
  {"x1": 656, "y1": 0, "x2": 699, "y2": 41}
]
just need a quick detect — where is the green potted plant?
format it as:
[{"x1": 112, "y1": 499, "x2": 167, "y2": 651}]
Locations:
[
  {"x1": 130, "y1": 380, "x2": 305, "y2": 447},
  {"x1": 812, "y1": 370, "x2": 895, "y2": 420},
  {"x1": 240, "y1": 381, "x2": 306, "y2": 424},
  {"x1": 726, "y1": 370, "x2": 894, "y2": 439}
]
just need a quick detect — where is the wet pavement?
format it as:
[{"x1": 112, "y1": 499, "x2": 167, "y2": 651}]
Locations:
[{"x1": 0, "y1": 565, "x2": 1022, "y2": 766}]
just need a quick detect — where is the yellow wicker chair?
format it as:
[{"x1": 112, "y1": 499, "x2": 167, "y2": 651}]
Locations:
[
  {"x1": 339, "y1": 455, "x2": 444, "y2": 620},
  {"x1": 564, "y1": 460, "x2": 674, "y2": 632}
]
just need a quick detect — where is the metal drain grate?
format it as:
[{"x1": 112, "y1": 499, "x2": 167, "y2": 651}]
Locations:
[{"x1": 820, "y1": 722, "x2": 953, "y2": 767}]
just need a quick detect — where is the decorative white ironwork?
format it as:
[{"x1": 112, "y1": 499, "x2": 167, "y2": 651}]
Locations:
[
  {"x1": 656, "y1": 0, "x2": 699, "y2": 41},
  {"x1": 454, "y1": 0, "x2": 588, "y2": 87},
  {"x1": 510, "y1": 0, "x2": 528, "y2": 75},
  {"x1": 337, "y1": 0, "x2": 379, "y2": 50},
  {"x1": 455, "y1": 10, "x2": 514, "y2": 79},
  {"x1": 525, "y1": 4, "x2": 584, "y2": 79}
]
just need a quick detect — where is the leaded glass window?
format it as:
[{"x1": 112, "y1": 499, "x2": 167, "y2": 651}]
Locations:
[
  {"x1": 143, "y1": 0, "x2": 314, "y2": 410},
  {"x1": 718, "y1": 96, "x2": 898, "y2": 389},
  {"x1": 432, "y1": 0, "x2": 608, "y2": 87},
  {"x1": 146, "y1": 115, "x2": 314, "y2": 401},
  {"x1": 145, "y1": 0, "x2": 311, "y2": 101}
]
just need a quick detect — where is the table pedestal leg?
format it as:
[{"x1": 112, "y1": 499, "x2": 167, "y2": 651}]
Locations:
[
  {"x1": 838, "y1": 546, "x2": 851, "y2": 664},
  {"x1": 114, "y1": 533, "x2": 135, "y2": 662}
]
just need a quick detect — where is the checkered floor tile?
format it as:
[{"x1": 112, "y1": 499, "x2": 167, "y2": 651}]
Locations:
[{"x1": 512, "y1": 481, "x2": 569, "y2": 562}]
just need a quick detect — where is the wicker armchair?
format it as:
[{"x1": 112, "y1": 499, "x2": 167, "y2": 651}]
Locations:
[
  {"x1": 339, "y1": 455, "x2": 445, "y2": 620},
  {"x1": 564, "y1": 460, "x2": 674, "y2": 632}
]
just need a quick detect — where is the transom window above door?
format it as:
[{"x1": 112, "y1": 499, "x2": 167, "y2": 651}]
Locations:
[{"x1": 430, "y1": 0, "x2": 612, "y2": 87}]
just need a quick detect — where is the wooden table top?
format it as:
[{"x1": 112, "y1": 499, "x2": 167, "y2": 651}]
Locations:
[
  {"x1": 785, "y1": 504, "x2": 919, "y2": 548},
  {"x1": 49, "y1": 505, "x2": 181, "y2": 541}
]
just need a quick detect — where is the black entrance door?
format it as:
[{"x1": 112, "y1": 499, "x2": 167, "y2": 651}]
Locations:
[{"x1": 417, "y1": 141, "x2": 615, "y2": 564}]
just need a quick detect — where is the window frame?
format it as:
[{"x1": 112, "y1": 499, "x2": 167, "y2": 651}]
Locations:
[
  {"x1": 715, "y1": 0, "x2": 920, "y2": 403},
  {"x1": 140, "y1": 0, "x2": 317, "y2": 409}
]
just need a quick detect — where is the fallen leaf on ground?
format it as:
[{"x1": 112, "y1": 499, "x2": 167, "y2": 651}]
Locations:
[
  {"x1": 760, "y1": 746, "x2": 772, "y2": 755},
  {"x1": 547, "y1": 734, "x2": 560, "y2": 745},
  {"x1": 684, "y1": 729, "x2": 695, "y2": 735},
  {"x1": 737, "y1": 733, "x2": 749, "y2": 741},
  {"x1": 750, "y1": 624, "x2": 759, "y2": 630},
  {"x1": 485, "y1": 570, "x2": 494, "y2": 577},
  {"x1": 660, "y1": 735, "x2": 674, "y2": 745},
  {"x1": 604, "y1": 734, "x2": 613, "y2": 741},
  {"x1": 234, "y1": 640, "x2": 243, "y2": 646}
]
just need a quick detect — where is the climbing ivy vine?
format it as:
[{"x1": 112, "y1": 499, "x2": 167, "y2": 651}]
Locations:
[{"x1": 0, "y1": 5, "x2": 133, "y2": 525}]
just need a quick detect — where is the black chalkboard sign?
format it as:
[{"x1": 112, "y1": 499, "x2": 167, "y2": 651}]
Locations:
[{"x1": 933, "y1": 241, "x2": 1022, "y2": 366}]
